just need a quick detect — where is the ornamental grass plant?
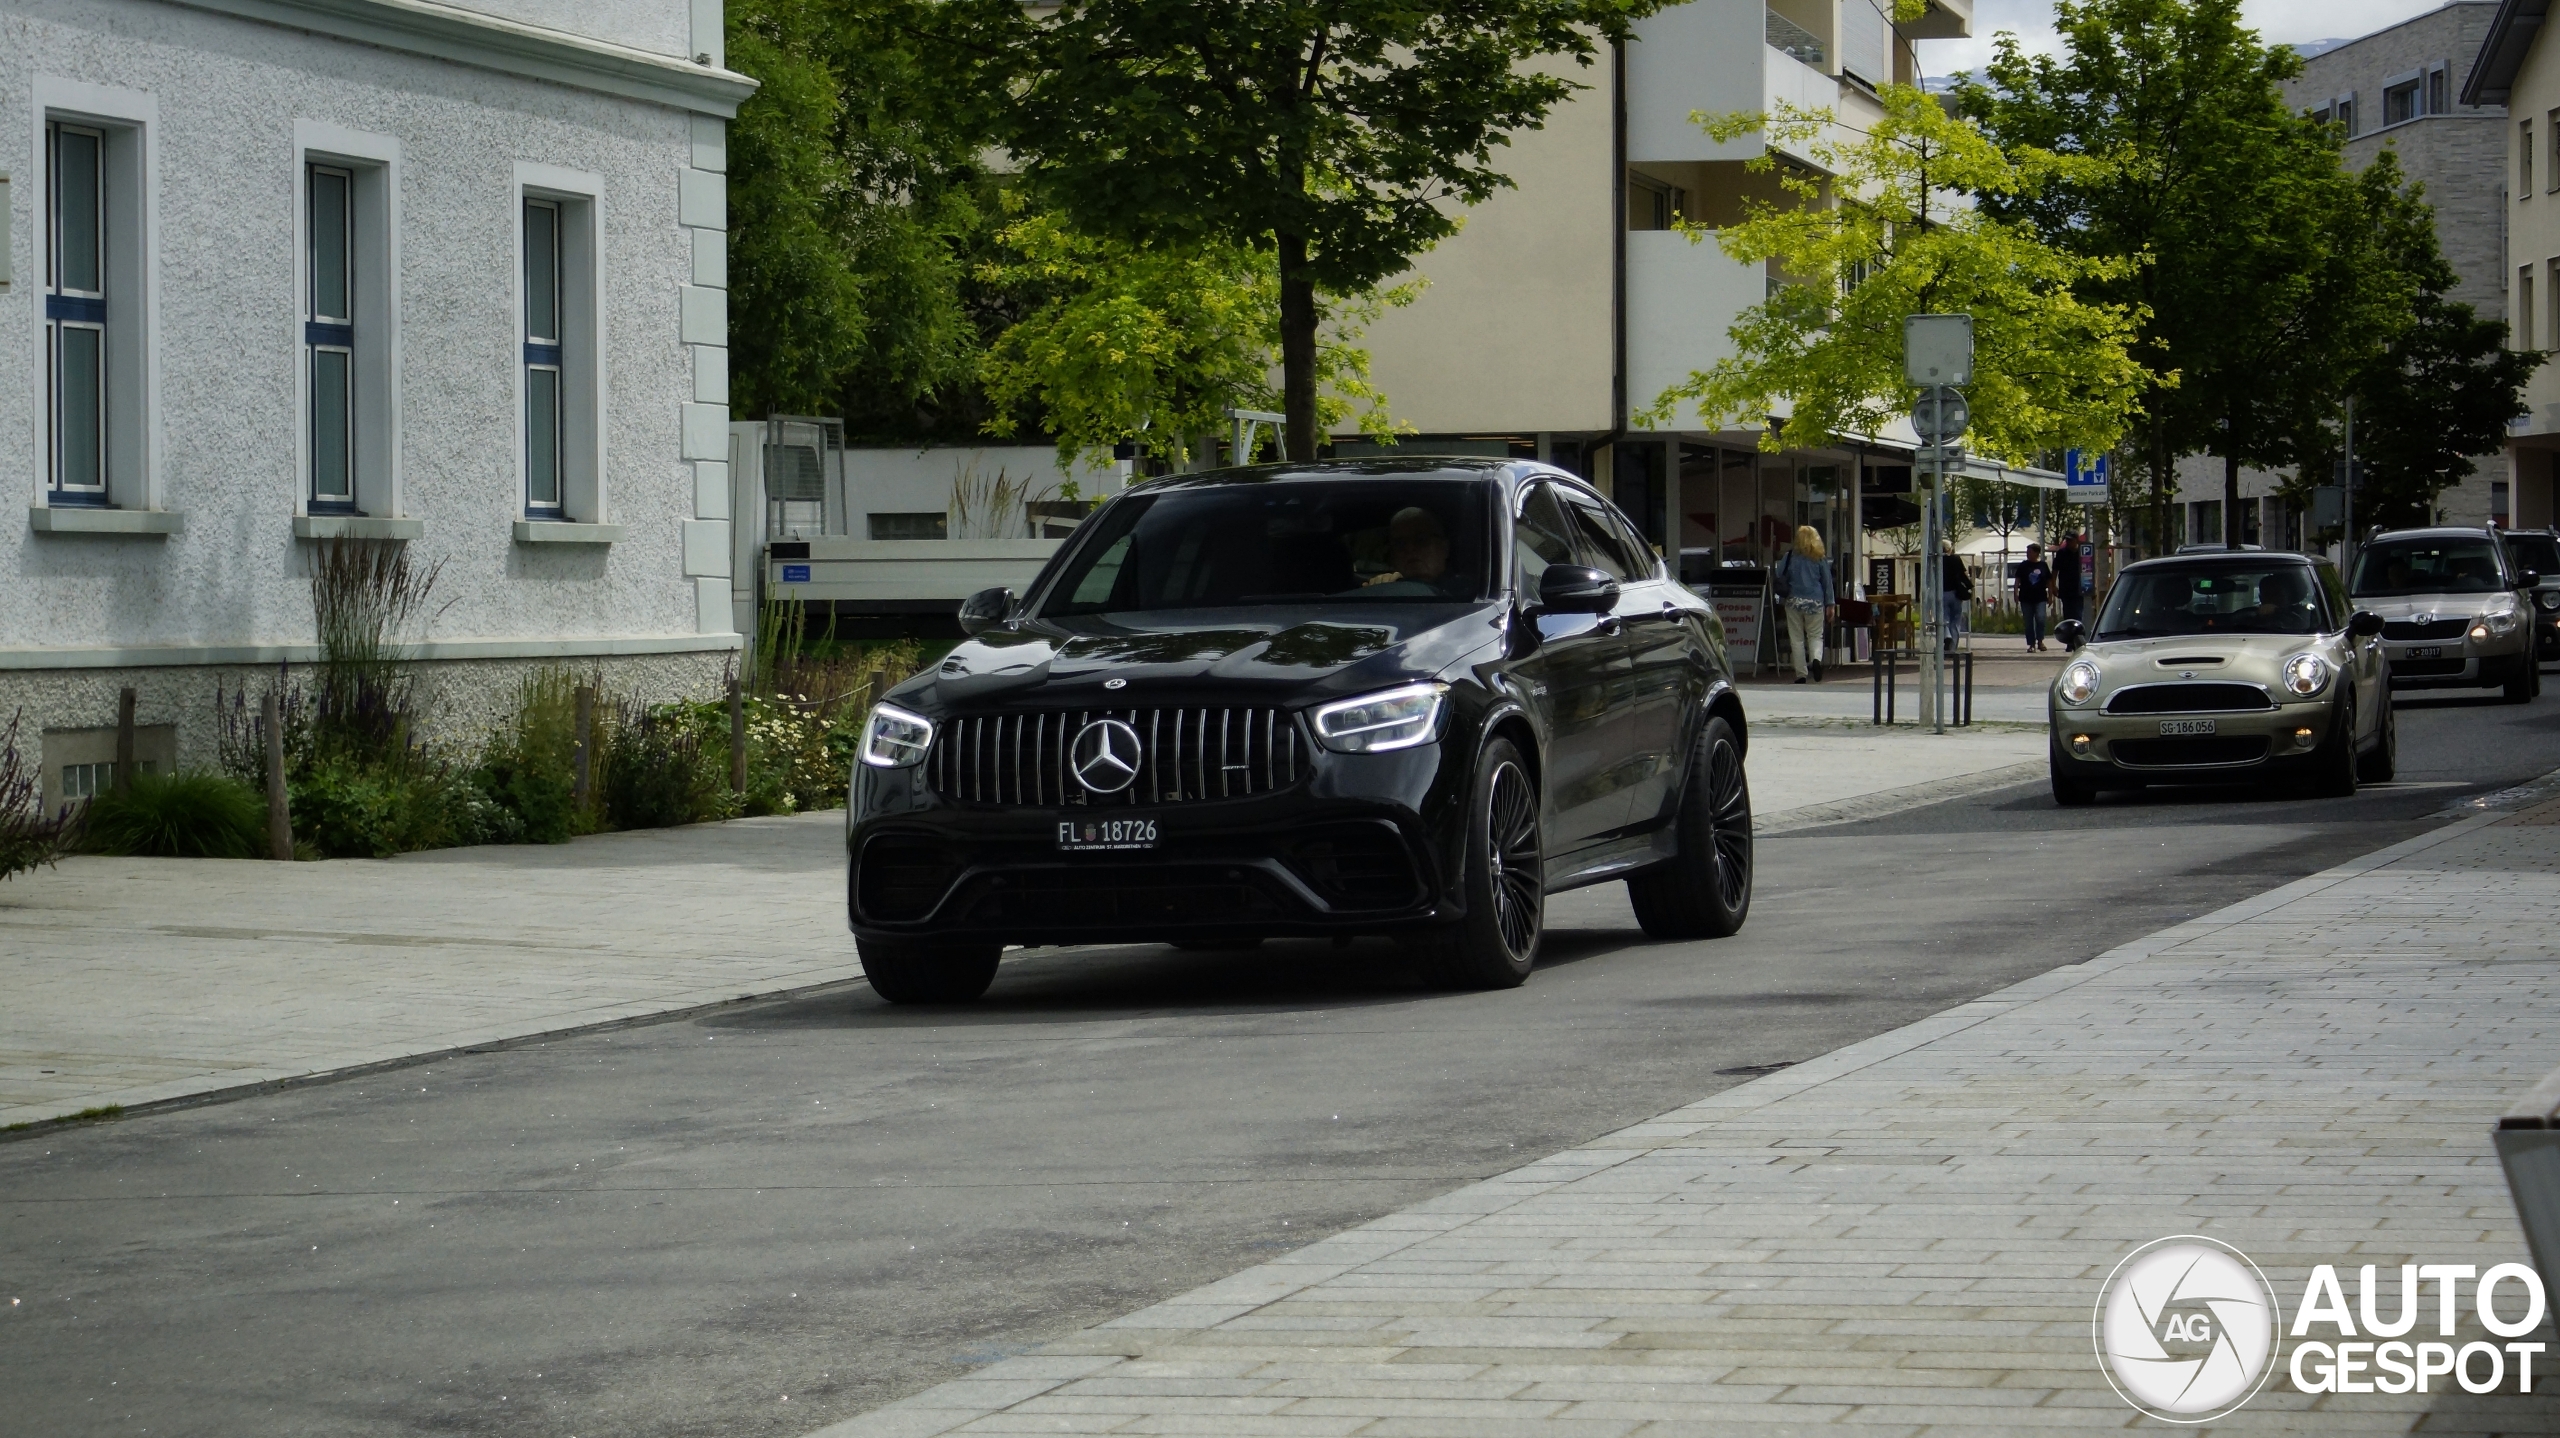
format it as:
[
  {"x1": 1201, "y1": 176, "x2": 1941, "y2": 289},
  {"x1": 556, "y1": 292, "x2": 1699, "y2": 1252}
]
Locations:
[{"x1": 78, "y1": 771, "x2": 267, "y2": 859}]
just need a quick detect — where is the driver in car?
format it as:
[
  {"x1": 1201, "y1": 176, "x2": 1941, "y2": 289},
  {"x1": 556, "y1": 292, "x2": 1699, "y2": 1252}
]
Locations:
[
  {"x1": 2247, "y1": 568, "x2": 2317, "y2": 630},
  {"x1": 1358, "y1": 507, "x2": 1457, "y2": 596}
]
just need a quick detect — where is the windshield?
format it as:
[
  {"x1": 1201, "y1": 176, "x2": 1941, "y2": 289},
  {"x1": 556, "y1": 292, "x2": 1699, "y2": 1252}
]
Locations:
[
  {"x1": 2096, "y1": 562, "x2": 2329, "y2": 640},
  {"x1": 2503, "y1": 532, "x2": 2560, "y2": 579},
  {"x1": 2351, "y1": 537, "x2": 2504, "y2": 597},
  {"x1": 1040, "y1": 480, "x2": 1491, "y2": 616}
]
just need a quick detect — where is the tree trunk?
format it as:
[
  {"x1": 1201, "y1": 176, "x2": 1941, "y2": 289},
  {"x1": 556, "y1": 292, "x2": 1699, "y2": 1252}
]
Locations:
[
  {"x1": 1278, "y1": 232, "x2": 1319, "y2": 463},
  {"x1": 2224, "y1": 452, "x2": 2242, "y2": 549}
]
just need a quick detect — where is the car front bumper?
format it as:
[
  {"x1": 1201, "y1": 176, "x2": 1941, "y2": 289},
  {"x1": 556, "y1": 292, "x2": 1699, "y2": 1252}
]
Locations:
[
  {"x1": 2384, "y1": 629, "x2": 2531, "y2": 689},
  {"x1": 846, "y1": 745, "x2": 1466, "y2": 945},
  {"x1": 2048, "y1": 697, "x2": 2341, "y2": 781}
]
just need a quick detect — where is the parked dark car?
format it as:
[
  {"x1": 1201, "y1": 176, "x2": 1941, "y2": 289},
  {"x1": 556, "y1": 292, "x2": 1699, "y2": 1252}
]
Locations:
[{"x1": 845, "y1": 459, "x2": 1754, "y2": 1002}]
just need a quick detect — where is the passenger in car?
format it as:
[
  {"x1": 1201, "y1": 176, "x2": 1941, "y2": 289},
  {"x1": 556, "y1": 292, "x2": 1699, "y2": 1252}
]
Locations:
[{"x1": 1360, "y1": 507, "x2": 1456, "y2": 597}]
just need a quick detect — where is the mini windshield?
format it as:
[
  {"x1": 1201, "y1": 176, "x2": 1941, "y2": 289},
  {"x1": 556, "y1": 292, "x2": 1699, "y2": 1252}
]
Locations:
[
  {"x1": 1040, "y1": 480, "x2": 1490, "y2": 616},
  {"x1": 2351, "y1": 537, "x2": 2504, "y2": 596},
  {"x1": 2096, "y1": 562, "x2": 2329, "y2": 640}
]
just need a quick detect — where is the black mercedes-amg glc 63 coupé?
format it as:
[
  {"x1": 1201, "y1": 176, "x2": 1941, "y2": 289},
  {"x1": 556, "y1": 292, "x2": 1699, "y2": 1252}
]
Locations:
[{"x1": 846, "y1": 459, "x2": 1753, "y2": 1001}]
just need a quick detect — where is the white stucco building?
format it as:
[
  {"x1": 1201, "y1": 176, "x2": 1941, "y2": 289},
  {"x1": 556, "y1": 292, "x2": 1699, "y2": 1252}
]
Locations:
[{"x1": 0, "y1": 0, "x2": 750, "y2": 800}]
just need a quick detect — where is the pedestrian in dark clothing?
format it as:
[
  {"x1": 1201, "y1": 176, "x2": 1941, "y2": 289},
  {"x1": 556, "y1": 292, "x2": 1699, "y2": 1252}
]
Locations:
[
  {"x1": 2015, "y1": 543, "x2": 2054, "y2": 652},
  {"x1": 1938, "y1": 544, "x2": 1973, "y2": 652},
  {"x1": 2054, "y1": 535, "x2": 2086, "y2": 623}
]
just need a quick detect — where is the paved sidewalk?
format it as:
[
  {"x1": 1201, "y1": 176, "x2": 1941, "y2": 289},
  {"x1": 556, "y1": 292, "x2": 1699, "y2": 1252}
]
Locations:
[
  {"x1": 812, "y1": 808, "x2": 2560, "y2": 1436},
  {"x1": 0, "y1": 723, "x2": 2047, "y2": 1128}
]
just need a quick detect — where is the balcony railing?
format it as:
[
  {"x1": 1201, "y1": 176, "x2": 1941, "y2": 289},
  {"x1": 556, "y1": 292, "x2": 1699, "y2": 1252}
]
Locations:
[{"x1": 1766, "y1": 10, "x2": 1826, "y2": 69}]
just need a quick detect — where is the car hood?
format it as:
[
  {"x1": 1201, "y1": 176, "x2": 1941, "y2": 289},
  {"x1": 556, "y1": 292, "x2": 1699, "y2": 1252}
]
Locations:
[
  {"x1": 907, "y1": 603, "x2": 1501, "y2": 711},
  {"x1": 2067, "y1": 633, "x2": 2338, "y2": 693},
  {"x1": 2353, "y1": 593, "x2": 2513, "y2": 621}
]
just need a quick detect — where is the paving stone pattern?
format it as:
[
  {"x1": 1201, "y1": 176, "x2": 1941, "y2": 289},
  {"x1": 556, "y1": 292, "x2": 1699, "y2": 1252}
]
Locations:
[{"x1": 811, "y1": 816, "x2": 2560, "y2": 1436}]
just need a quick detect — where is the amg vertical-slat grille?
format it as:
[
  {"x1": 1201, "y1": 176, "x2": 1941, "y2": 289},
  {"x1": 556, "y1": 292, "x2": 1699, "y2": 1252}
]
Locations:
[{"x1": 928, "y1": 707, "x2": 1307, "y2": 807}]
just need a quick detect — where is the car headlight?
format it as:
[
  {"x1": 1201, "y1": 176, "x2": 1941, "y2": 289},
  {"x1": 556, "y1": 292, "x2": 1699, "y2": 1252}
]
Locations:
[
  {"x1": 2059, "y1": 661, "x2": 2101, "y2": 706},
  {"x1": 2476, "y1": 604, "x2": 2522, "y2": 639},
  {"x1": 860, "y1": 702, "x2": 935, "y2": 768},
  {"x1": 1312, "y1": 682, "x2": 1449, "y2": 754},
  {"x1": 2282, "y1": 653, "x2": 2331, "y2": 697},
  {"x1": 2537, "y1": 590, "x2": 2560, "y2": 613}
]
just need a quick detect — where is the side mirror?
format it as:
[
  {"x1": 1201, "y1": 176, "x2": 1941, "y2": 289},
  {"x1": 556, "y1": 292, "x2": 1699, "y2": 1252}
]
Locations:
[
  {"x1": 1535, "y1": 564, "x2": 1620, "y2": 615},
  {"x1": 2348, "y1": 609, "x2": 2385, "y2": 637},
  {"x1": 957, "y1": 586, "x2": 1015, "y2": 636},
  {"x1": 2520, "y1": 570, "x2": 2543, "y2": 589},
  {"x1": 2053, "y1": 618, "x2": 2086, "y2": 650}
]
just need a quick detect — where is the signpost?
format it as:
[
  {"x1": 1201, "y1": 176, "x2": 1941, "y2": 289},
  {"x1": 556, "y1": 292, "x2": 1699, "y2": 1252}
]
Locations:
[
  {"x1": 2063, "y1": 448, "x2": 2110, "y2": 505},
  {"x1": 1905, "y1": 315, "x2": 1973, "y2": 736}
]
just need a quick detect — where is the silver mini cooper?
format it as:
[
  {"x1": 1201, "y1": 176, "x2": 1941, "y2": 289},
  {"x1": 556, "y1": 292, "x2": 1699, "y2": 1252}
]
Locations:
[{"x1": 2048, "y1": 552, "x2": 2389, "y2": 804}]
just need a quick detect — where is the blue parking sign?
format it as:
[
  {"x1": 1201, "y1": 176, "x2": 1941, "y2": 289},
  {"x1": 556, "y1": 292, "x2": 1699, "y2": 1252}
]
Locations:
[{"x1": 781, "y1": 563, "x2": 811, "y2": 583}]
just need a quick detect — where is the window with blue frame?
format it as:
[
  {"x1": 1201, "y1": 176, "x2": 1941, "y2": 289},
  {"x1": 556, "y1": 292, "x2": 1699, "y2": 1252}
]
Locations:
[
  {"x1": 46, "y1": 121, "x2": 107, "y2": 506},
  {"x1": 523, "y1": 199, "x2": 564, "y2": 516},
  {"x1": 308, "y1": 164, "x2": 357, "y2": 512}
]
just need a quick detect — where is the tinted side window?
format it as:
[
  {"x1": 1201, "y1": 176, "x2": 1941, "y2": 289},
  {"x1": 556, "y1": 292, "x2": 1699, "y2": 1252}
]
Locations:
[
  {"x1": 1561, "y1": 491, "x2": 1640, "y2": 581},
  {"x1": 1515, "y1": 484, "x2": 1577, "y2": 590},
  {"x1": 1604, "y1": 505, "x2": 1661, "y2": 579}
]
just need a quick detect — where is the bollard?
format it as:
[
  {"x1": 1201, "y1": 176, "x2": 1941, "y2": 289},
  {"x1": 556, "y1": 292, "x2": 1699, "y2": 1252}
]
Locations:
[
  {"x1": 728, "y1": 678, "x2": 747, "y2": 794},
  {"x1": 262, "y1": 692, "x2": 293, "y2": 860},
  {"x1": 114, "y1": 687, "x2": 136, "y2": 795},
  {"x1": 572, "y1": 685, "x2": 594, "y2": 811},
  {"x1": 868, "y1": 668, "x2": 887, "y2": 708}
]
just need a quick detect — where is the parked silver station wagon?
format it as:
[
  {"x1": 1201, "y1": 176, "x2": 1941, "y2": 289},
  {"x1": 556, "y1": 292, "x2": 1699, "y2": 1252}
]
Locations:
[{"x1": 2048, "y1": 552, "x2": 2391, "y2": 804}]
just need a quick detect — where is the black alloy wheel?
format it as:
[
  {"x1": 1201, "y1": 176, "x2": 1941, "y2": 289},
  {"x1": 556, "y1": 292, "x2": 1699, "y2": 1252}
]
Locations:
[
  {"x1": 2357, "y1": 691, "x2": 2397, "y2": 783},
  {"x1": 2309, "y1": 694, "x2": 2359, "y2": 799},
  {"x1": 859, "y1": 936, "x2": 1003, "y2": 1004},
  {"x1": 1628, "y1": 715, "x2": 1754, "y2": 939},
  {"x1": 1422, "y1": 736, "x2": 1543, "y2": 990}
]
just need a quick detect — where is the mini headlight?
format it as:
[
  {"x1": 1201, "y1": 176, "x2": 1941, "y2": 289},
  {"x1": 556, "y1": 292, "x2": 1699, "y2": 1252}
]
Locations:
[
  {"x1": 2282, "y1": 653, "x2": 2330, "y2": 697},
  {"x1": 2060, "y1": 661, "x2": 2101, "y2": 706},
  {"x1": 1312, "y1": 682, "x2": 1449, "y2": 754},
  {"x1": 860, "y1": 702, "x2": 935, "y2": 768}
]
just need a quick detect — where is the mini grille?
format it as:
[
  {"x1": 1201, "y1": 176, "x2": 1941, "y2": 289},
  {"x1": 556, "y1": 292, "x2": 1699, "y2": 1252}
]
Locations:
[
  {"x1": 929, "y1": 708, "x2": 1307, "y2": 807},
  {"x1": 2104, "y1": 683, "x2": 2275, "y2": 715},
  {"x1": 2109, "y1": 735, "x2": 2272, "y2": 767},
  {"x1": 2384, "y1": 619, "x2": 2470, "y2": 641}
]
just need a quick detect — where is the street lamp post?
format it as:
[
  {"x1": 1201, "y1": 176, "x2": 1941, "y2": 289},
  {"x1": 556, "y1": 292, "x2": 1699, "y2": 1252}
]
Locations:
[{"x1": 1905, "y1": 314, "x2": 1975, "y2": 737}]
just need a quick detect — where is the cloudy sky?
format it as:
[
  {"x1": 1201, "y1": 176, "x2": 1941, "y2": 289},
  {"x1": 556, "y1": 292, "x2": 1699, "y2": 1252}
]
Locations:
[{"x1": 1920, "y1": 0, "x2": 2455, "y2": 78}]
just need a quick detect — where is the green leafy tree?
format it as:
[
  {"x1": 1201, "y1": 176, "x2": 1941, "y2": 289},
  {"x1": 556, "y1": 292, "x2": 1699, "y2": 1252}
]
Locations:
[
  {"x1": 2285, "y1": 167, "x2": 2540, "y2": 529},
  {"x1": 976, "y1": 206, "x2": 1405, "y2": 469},
  {"x1": 1959, "y1": 0, "x2": 2392, "y2": 549},
  {"x1": 945, "y1": 0, "x2": 1661, "y2": 459},
  {"x1": 1642, "y1": 85, "x2": 2149, "y2": 462},
  {"x1": 726, "y1": 0, "x2": 1018, "y2": 440}
]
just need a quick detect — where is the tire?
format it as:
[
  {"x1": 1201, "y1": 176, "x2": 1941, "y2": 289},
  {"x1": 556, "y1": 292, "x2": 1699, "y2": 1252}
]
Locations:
[
  {"x1": 858, "y1": 936, "x2": 1002, "y2": 1004},
  {"x1": 1419, "y1": 737, "x2": 1544, "y2": 990},
  {"x1": 2309, "y1": 695, "x2": 2359, "y2": 799},
  {"x1": 2358, "y1": 690, "x2": 2397, "y2": 784},
  {"x1": 2049, "y1": 732, "x2": 2097, "y2": 806},
  {"x1": 2507, "y1": 656, "x2": 2536, "y2": 704},
  {"x1": 1628, "y1": 716, "x2": 1754, "y2": 940}
]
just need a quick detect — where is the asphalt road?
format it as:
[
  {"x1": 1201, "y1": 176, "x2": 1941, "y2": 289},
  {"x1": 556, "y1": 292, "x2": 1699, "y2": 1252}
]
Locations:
[{"x1": 6, "y1": 685, "x2": 2558, "y2": 1438}]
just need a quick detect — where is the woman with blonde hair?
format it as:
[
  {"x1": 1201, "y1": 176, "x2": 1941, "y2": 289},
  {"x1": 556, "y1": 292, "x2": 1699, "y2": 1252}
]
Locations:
[{"x1": 1772, "y1": 524, "x2": 1836, "y2": 682}]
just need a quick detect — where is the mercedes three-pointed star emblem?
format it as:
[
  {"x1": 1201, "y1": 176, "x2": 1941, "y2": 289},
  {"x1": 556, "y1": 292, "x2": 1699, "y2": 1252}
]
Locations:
[{"x1": 1071, "y1": 718, "x2": 1144, "y2": 794}]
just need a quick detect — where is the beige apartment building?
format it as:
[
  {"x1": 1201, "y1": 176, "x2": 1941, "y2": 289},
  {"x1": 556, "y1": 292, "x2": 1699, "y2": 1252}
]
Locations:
[
  {"x1": 2472, "y1": 0, "x2": 2560, "y2": 525},
  {"x1": 1349, "y1": 0, "x2": 1975, "y2": 611}
]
